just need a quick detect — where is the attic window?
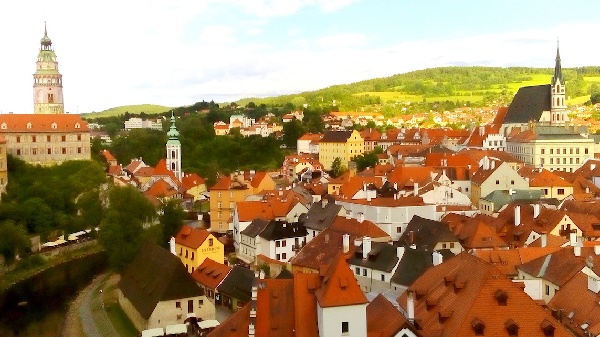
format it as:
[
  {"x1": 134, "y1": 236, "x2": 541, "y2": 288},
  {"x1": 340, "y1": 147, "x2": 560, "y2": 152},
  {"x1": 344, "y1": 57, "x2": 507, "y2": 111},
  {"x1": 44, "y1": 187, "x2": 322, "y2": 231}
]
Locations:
[
  {"x1": 541, "y1": 319, "x2": 555, "y2": 337},
  {"x1": 51, "y1": 122, "x2": 57, "y2": 129},
  {"x1": 339, "y1": 277, "x2": 348, "y2": 289},
  {"x1": 471, "y1": 318, "x2": 485, "y2": 336},
  {"x1": 505, "y1": 319, "x2": 519, "y2": 337},
  {"x1": 26, "y1": 122, "x2": 32, "y2": 129},
  {"x1": 75, "y1": 122, "x2": 80, "y2": 129},
  {"x1": 495, "y1": 289, "x2": 508, "y2": 306},
  {"x1": 0, "y1": 123, "x2": 5, "y2": 129}
]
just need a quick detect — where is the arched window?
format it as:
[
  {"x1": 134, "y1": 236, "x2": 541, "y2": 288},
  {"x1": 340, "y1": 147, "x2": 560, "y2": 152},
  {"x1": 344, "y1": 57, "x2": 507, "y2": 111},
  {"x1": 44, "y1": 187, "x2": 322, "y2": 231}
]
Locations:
[
  {"x1": 171, "y1": 162, "x2": 176, "y2": 170},
  {"x1": 171, "y1": 150, "x2": 176, "y2": 159}
]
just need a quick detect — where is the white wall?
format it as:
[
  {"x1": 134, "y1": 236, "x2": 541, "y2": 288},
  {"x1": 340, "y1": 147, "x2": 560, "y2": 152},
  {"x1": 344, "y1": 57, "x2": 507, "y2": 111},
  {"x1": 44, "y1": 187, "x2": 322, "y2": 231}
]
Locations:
[{"x1": 318, "y1": 303, "x2": 367, "y2": 337}]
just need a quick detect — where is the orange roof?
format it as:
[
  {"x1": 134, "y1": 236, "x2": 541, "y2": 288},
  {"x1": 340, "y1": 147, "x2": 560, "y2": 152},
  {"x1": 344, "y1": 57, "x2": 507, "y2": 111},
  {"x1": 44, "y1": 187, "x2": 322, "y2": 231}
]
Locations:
[
  {"x1": 174, "y1": 225, "x2": 211, "y2": 249},
  {"x1": 473, "y1": 247, "x2": 561, "y2": 276},
  {"x1": 101, "y1": 149, "x2": 117, "y2": 162},
  {"x1": 298, "y1": 132, "x2": 323, "y2": 142},
  {"x1": 153, "y1": 159, "x2": 181, "y2": 185},
  {"x1": 337, "y1": 176, "x2": 384, "y2": 199},
  {"x1": 191, "y1": 258, "x2": 231, "y2": 289},
  {"x1": 206, "y1": 303, "x2": 250, "y2": 337},
  {"x1": 256, "y1": 278, "x2": 296, "y2": 336},
  {"x1": 518, "y1": 166, "x2": 571, "y2": 187},
  {"x1": 107, "y1": 164, "x2": 122, "y2": 176},
  {"x1": 293, "y1": 272, "x2": 321, "y2": 337},
  {"x1": 145, "y1": 178, "x2": 179, "y2": 198},
  {"x1": 387, "y1": 166, "x2": 434, "y2": 187},
  {"x1": 0, "y1": 114, "x2": 89, "y2": 132},
  {"x1": 181, "y1": 173, "x2": 206, "y2": 191},
  {"x1": 367, "y1": 294, "x2": 419, "y2": 337},
  {"x1": 398, "y1": 252, "x2": 572, "y2": 337},
  {"x1": 236, "y1": 198, "x2": 298, "y2": 222},
  {"x1": 314, "y1": 253, "x2": 368, "y2": 307}
]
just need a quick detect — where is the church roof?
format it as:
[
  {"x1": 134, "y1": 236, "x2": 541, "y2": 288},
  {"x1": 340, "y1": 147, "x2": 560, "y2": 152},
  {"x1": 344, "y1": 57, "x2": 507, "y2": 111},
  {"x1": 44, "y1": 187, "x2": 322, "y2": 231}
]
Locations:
[{"x1": 503, "y1": 85, "x2": 551, "y2": 124}]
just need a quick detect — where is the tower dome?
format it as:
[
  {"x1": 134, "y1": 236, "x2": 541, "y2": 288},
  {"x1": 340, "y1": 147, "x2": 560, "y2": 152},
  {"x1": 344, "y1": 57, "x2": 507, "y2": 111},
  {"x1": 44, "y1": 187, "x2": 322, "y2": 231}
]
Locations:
[
  {"x1": 40, "y1": 22, "x2": 52, "y2": 50},
  {"x1": 167, "y1": 114, "x2": 180, "y2": 140}
]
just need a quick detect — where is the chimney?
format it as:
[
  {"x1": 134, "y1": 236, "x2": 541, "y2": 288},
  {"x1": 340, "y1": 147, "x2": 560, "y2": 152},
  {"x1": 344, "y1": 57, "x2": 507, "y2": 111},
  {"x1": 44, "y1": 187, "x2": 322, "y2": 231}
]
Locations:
[
  {"x1": 249, "y1": 270, "x2": 259, "y2": 337},
  {"x1": 533, "y1": 204, "x2": 541, "y2": 218},
  {"x1": 514, "y1": 205, "x2": 521, "y2": 226},
  {"x1": 346, "y1": 211, "x2": 352, "y2": 219},
  {"x1": 407, "y1": 291, "x2": 415, "y2": 323},
  {"x1": 358, "y1": 212, "x2": 365, "y2": 223},
  {"x1": 397, "y1": 246, "x2": 405, "y2": 259},
  {"x1": 479, "y1": 126, "x2": 485, "y2": 136},
  {"x1": 432, "y1": 251, "x2": 443, "y2": 266},
  {"x1": 574, "y1": 245, "x2": 581, "y2": 257},
  {"x1": 591, "y1": 163, "x2": 596, "y2": 171},
  {"x1": 322, "y1": 198, "x2": 328, "y2": 208},
  {"x1": 569, "y1": 232, "x2": 577, "y2": 246},
  {"x1": 169, "y1": 237, "x2": 176, "y2": 255},
  {"x1": 595, "y1": 245, "x2": 600, "y2": 256},
  {"x1": 409, "y1": 230, "x2": 415, "y2": 248},
  {"x1": 586, "y1": 186, "x2": 590, "y2": 194},
  {"x1": 540, "y1": 232, "x2": 547, "y2": 248},
  {"x1": 362, "y1": 237, "x2": 372, "y2": 259},
  {"x1": 325, "y1": 233, "x2": 330, "y2": 243},
  {"x1": 483, "y1": 156, "x2": 490, "y2": 170},
  {"x1": 394, "y1": 182, "x2": 398, "y2": 190},
  {"x1": 366, "y1": 192, "x2": 371, "y2": 202},
  {"x1": 414, "y1": 182, "x2": 419, "y2": 196},
  {"x1": 491, "y1": 160, "x2": 496, "y2": 170},
  {"x1": 333, "y1": 232, "x2": 345, "y2": 253}
]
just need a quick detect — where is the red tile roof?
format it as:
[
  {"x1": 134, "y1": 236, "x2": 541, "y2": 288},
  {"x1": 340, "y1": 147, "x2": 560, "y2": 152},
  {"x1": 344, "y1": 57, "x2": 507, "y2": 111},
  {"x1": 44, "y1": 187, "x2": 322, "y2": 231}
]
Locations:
[
  {"x1": 518, "y1": 166, "x2": 571, "y2": 187},
  {"x1": 181, "y1": 173, "x2": 206, "y2": 191},
  {"x1": 314, "y1": 252, "x2": 368, "y2": 307},
  {"x1": 0, "y1": 114, "x2": 89, "y2": 132},
  {"x1": 145, "y1": 178, "x2": 179, "y2": 198},
  {"x1": 473, "y1": 247, "x2": 562, "y2": 276},
  {"x1": 293, "y1": 272, "x2": 321, "y2": 337},
  {"x1": 175, "y1": 225, "x2": 211, "y2": 249},
  {"x1": 191, "y1": 258, "x2": 231, "y2": 289},
  {"x1": 367, "y1": 294, "x2": 420, "y2": 337},
  {"x1": 255, "y1": 278, "x2": 296, "y2": 336},
  {"x1": 398, "y1": 252, "x2": 572, "y2": 337},
  {"x1": 206, "y1": 303, "x2": 250, "y2": 337},
  {"x1": 236, "y1": 198, "x2": 298, "y2": 222}
]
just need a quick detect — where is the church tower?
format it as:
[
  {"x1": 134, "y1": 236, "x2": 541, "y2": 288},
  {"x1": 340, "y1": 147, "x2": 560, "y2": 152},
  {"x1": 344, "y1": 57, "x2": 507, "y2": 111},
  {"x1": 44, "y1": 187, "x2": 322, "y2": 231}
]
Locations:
[
  {"x1": 550, "y1": 41, "x2": 568, "y2": 124},
  {"x1": 166, "y1": 113, "x2": 182, "y2": 181},
  {"x1": 33, "y1": 23, "x2": 64, "y2": 114}
]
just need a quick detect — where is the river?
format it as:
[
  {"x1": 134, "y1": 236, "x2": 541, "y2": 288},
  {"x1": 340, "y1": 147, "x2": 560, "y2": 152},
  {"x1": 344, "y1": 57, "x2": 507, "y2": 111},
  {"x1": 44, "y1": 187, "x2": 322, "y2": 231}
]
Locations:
[{"x1": 0, "y1": 252, "x2": 107, "y2": 337}]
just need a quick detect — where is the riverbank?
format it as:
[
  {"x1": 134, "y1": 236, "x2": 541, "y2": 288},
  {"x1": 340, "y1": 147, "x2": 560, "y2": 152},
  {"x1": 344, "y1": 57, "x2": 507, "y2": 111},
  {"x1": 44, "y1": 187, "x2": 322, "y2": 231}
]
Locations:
[{"x1": 0, "y1": 242, "x2": 104, "y2": 292}]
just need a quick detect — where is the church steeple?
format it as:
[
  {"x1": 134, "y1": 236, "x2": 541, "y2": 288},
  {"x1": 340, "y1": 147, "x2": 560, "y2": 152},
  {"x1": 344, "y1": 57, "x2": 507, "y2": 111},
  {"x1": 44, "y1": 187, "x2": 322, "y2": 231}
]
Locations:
[
  {"x1": 552, "y1": 39, "x2": 564, "y2": 86},
  {"x1": 33, "y1": 23, "x2": 64, "y2": 114},
  {"x1": 166, "y1": 112, "x2": 182, "y2": 181},
  {"x1": 550, "y1": 39, "x2": 567, "y2": 124}
]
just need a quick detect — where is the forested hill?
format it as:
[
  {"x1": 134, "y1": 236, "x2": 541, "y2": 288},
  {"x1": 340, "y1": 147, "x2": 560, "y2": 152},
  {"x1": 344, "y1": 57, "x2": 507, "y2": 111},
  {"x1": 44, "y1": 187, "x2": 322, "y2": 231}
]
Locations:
[{"x1": 236, "y1": 66, "x2": 600, "y2": 114}]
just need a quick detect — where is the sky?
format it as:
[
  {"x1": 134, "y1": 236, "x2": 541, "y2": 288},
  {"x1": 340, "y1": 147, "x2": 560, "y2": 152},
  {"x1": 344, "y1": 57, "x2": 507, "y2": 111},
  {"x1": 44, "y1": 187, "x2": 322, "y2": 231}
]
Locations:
[{"x1": 1, "y1": 0, "x2": 600, "y2": 114}]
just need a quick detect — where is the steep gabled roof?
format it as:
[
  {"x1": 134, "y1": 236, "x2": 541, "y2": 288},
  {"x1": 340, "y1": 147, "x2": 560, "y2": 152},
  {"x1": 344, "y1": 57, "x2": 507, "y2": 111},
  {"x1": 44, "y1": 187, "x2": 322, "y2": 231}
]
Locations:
[
  {"x1": 518, "y1": 166, "x2": 572, "y2": 187},
  {"x1": 191, "y1": 258, "x2": 232, "y2": 289},
  {"x1": 398, "y1": 216, "x2": 459, "y2": 249},
  {"x1": 314, "y1": 253, "x2": 368, "y2": 307},
  {"x1": 504, "y1": 85, "x2": 551, "y2": 124},
  {"x1": 302, "y1": 198, "x2": 343, "y2": 231},
  {"x1": 348, "y1": 241, "x2": 399, "y2": 272},
  {"x1": 255, "y1": 278, "x2": 296, "y2": 337},
  {"x1": 259, "y1": 221, "x2": 308, "y2": 240},
  {"x1": 206, "y1": 304, "x2": 250, "y2": 337},
  {"x1": 217, "y1": 266, "x2": 255, "y2": 302},
  {"x1": 117, "y1": 242, "x2": 203, "y2": 319},
  {"x1": 293, "y1": 273, "x2": 321, "y2": 337},
  {"x1": 174, "y1": 225, "x2": 211, "y2": 249},
  {"x1": 240, "y1": 218, "x2": 271, "y2": 238},
  {"x1": 517, "y1": 247, "x2": 600, "y2": 286},
  {"x1": 181, "y1": 173, "x2": 206, "y2": 191},
  {"x1": 473, "y1": 247, "x2": 561, "y2": 277},
  {"x1": 367, "y1": 294, "x2": 421, "y2": 337},
  {"x1": 397, "y1": 252, "x2": 571, "y2": 337},
  {"x1": 145, "y1": 178, "x2": 179, "y2": 198},
  {"x1": 320, "y1": 130, "x2": 353, "y2": 143}
]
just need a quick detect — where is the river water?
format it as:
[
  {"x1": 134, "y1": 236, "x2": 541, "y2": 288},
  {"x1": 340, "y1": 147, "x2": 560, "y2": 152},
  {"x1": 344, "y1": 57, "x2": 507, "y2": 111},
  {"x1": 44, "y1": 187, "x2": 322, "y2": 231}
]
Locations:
[{"x1": 0, "y1": 252, "x2": 107, "y2": 337}]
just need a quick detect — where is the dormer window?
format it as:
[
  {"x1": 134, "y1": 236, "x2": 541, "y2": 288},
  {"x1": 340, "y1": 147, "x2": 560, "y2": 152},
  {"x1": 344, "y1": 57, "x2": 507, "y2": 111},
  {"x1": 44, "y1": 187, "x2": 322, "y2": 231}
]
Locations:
[
  {"x1": 75, "y1": 122, "x2": 80, "y2": 129},
  {"x1": 505, "y1": 319, "x2": 519, "y2": 337},
  {"x1": 51, "y1": 122, "x2": 57, "y2": 129},
  {"x1": 1, "y1": 123, "x2": 6, "y2": 130},
  {"x1": 495, "y1": 289, "x2": 508, "y2": 306},
  {"x1": 541, "y1": 319, "x2": 555, "y2": 337},
  {"x1": 471, "y1": 318, "x2": 485, "y2": 336},
  {"x1": 26, "y1": 122, "x2": 32, "y2": 129}
]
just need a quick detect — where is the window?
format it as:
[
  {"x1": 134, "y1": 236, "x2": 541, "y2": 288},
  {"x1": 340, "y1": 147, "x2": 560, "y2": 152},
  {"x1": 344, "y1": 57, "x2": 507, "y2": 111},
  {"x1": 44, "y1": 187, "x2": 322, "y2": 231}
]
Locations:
[
  {"x1": 185, "y1": 250, "x2": 188, "y2": 258},
  {"x1": 557, "y1": 189, "x2": 564, "y2": 195},
  {"x1": 545, "y1": 285, "x2": 550, "y2": 295},
  {"x1": 495, "y1": 180, "x2": 499, "y2": 185},
  {"x1": 282, "y1": 253, "x2": 286, "y2": 260},
  {"x1": 355, "y1": 267, "x2": 360, "y2": 275},
  {"x1": 585, "y1": 148, "x2": 589, "y2": 154},
  {"x1": 176, "y1": 301, "x2": 181, "y2": 308},
  {"x1": 77, "y1": 147, "x2": 82, "y2": 154},
  {"x1": 62, "y1": 148, "x2": 66, "y2": 154},
  {"x1": 191, "y1": 252, "x2": 195, "y2": 260},
  {"x1": 16, "y1": 149, "x2": 21, "y2": 155},
  {"x1": 550, "y1": 149, "x2": 553, "y2": 154},
  {"x1": 198, "y1": 299, "x2": 203, "y2": 306},
  {"x1": 511, "y1": 180, "x2": 514, "y2": 185},
  {"x1": 188, "y1": 300, "x2": 194, "y2": 313},
  {"x1": 16, "y1": 136, "x2": 20, "y2": 143},
  {"x1": 217, "y1": 192, "x2": 222, "y2": 198},
  {"x1": 209, "y1": 238, "x2": 213, "y2": 246},
  {"x1": 381, "y1": 274, "x2": 385, "y2": 281},
  {"x1": 342, "y1": 322, "x2": 349, "y2": 334},
  {"x1": 47, "y1": 135, "x2": 51, "y2": 142},
  {"x1": 32, "y1": 136, "x2": 36, "y2": 142},
  {"x1": 363, "y1": 269, "x2": 367, "y2": 276},
  {"x1": 61, "y1": 135, "x2": 66, "y2": 142},
  {"x1": 541, "y1": 149, "x2": 545, "y2": 154},
  {"x1": 77, "y1": 134, "x2": 82, "y2": 141},
  {"x1": 276, "y1": 254, "x2": 280, "y2": 260},
  {"x1": 282, "y1": 240, "x2": 286, "y2": 247},
  {"x1": 396, "y1": 227, "x2": 402, "y2": 233}
]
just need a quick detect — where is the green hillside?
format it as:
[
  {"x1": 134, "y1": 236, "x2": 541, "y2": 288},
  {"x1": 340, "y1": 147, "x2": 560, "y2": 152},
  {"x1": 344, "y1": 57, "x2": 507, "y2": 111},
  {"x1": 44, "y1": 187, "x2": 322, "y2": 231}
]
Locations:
[
  {"x1": 235, "y1": 66, "x2": 600, "y2": 115},
  {"x1": 84, "y1": 104, "x2": 171, "y2": 118}
]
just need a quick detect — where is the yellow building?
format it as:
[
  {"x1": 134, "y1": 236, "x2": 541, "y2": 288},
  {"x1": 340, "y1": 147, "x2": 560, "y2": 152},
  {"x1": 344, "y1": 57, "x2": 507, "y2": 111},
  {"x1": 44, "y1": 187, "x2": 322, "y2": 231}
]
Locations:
[
  {"x1": 318, "y1": 130, "x2": 364, "y2": 171},
  {"x1": 209, "y1": 170, "x2": 275, "y2": 233},
  {"x1": 0, "y1": 114, "x2": 91, "y2": 165},
  {"x1": 172, "y1": 226, "x2": 224, "y2": 273}
]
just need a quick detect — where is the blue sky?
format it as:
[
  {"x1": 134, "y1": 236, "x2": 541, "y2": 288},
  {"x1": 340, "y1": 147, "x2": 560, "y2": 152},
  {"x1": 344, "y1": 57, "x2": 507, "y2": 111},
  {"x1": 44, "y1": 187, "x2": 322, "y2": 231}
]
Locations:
[{"x1": 1, "y1": 0, "x2": 599, "y2": 113}]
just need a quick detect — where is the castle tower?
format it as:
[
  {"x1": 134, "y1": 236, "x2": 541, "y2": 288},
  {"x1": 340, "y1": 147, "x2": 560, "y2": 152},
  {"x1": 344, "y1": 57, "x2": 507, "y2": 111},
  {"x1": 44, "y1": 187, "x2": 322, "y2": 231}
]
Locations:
[
  {"x1": 550, "y1": 40, "x2": 568, "y2": 124},
  {"x1": 166, "y1": 113, "x2": 182, "y2": 181},
  {"x1": 33, "y1": 23, "x2": 64, "y2": 114}
]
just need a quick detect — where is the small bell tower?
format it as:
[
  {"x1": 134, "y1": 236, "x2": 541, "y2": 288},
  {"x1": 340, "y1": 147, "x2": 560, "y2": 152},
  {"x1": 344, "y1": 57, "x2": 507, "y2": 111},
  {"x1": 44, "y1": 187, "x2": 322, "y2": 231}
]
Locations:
[
  {"x1": 33, "y1": 23, "x2": 64, "y2": 114},
  {"x1": 550, "y1": 39, "x2": 567, "y2": 124},
  {"x1": 166, "y1": 113, "x2": 182, "y2": 181}
]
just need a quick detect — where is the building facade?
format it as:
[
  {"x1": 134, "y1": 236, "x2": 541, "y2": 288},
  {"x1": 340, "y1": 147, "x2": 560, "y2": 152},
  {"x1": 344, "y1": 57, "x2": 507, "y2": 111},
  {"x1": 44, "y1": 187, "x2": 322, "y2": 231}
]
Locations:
[
  {"x1": 319, "y1": 130, "x2": 364, "y2": 171},
  {"x1": 0, "y1": 114, "x2": 91, "y2": 165}
]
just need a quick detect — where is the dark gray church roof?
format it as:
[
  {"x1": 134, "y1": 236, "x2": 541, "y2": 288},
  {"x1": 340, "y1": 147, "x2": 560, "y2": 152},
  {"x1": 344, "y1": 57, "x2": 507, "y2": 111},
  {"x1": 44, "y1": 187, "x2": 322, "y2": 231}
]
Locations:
[
  {"x1": 503, "y1": 85, "x2": 551, "y2": 124},
  {"x1": 348, "y1": 241, "x2": 399, "y2": 272}
]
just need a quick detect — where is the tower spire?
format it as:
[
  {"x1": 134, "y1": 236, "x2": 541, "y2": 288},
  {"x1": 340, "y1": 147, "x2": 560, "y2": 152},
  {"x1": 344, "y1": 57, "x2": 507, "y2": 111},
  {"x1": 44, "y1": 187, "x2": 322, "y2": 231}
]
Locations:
[
  {"x1": 552, "y1": 38, "x2": 563, "y2": 86},
  {"x1": 40, "y1": 22, "x2": 52, "y2": 50}
]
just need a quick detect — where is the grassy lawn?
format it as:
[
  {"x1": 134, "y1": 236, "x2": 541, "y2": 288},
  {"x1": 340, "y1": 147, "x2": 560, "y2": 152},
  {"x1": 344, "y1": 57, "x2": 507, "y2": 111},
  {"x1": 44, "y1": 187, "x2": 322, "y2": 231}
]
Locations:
[
  {"x1": 568, "y1": 95, "x2": 590, "y2": 105},
  {"x1": 355, "y1": 92, "x2": 423, "y2": 102},
  {"x1": 103, "y1": 275, "x2": 140, "y2": 337}
]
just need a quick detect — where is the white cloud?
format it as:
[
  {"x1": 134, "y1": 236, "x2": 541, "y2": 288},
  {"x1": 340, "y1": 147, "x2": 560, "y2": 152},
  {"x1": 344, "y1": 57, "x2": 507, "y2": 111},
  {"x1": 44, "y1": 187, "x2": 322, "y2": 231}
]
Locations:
[{"x1": 315, "y1": 33, "x2": 368, "y2": 49}]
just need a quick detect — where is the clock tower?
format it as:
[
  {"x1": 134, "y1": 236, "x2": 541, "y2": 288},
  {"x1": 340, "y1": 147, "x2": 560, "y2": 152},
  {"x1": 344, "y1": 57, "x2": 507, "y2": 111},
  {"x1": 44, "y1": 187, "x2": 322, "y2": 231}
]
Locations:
[{"x1": 33, "y1": 23, "x2": 64, "y2": 114}]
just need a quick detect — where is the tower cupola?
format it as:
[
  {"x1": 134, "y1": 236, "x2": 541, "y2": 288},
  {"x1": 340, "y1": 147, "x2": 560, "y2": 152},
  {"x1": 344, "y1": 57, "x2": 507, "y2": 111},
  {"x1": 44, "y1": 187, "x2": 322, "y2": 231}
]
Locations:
[
  {"x1": 33, "y1": 23, "x2": 64, "y2": 114},
  {"x1": 40, "y1": 22, "x2": 52, "y2": 50}
]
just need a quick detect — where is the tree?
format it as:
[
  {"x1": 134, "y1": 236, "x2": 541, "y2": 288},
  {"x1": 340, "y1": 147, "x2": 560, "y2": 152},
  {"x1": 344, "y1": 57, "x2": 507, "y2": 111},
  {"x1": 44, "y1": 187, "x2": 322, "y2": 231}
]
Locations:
[
  {"x1": 282, "y1": 119, "x2": 306, "y2": 149},
  {"x1": 330, "y1": 157, "x2": 346, "y2": 178},
  {"x1": 591, "y1": 92, "x2": 600, "y2": 105},
  {"x1": 98, "y1": 186, "x2": 155, "y2": 270},
  {"x1": 0, "y1": 220, "x2": 30, "y2": 263},
  {"x1": 159, "y1": 199, "x2": 185, "y2": 248}
]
